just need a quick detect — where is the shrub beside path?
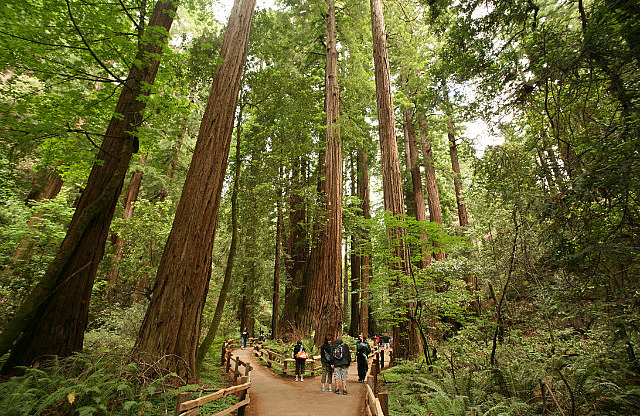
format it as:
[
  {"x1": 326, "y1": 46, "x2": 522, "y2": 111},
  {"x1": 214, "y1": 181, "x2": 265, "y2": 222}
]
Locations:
[{"x1": 232, "y1": 347, "x2": 366, "y2": 416}]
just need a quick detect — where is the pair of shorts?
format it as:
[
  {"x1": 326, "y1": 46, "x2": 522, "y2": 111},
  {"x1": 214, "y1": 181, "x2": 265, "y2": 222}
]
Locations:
[
  {"x1": 333, "y1": 365, "x2": 348, "y2": 380},
  {"x1": 321, "y1": 363, "x2": 333, "y2": 383}
]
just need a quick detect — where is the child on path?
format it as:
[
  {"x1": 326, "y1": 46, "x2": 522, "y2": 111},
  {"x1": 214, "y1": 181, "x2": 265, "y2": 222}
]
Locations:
[
  {"x1": 320, "y1": 336, "x2": 334, "y2": 391},
  {"x1": 293, "y1": 340, "x2": 307, "y2": 381}
]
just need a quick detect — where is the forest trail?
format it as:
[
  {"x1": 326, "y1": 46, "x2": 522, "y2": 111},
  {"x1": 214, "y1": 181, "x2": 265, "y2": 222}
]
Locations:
[{"x1": 232, "y1": 348, "x2": 367, "y2": 416}]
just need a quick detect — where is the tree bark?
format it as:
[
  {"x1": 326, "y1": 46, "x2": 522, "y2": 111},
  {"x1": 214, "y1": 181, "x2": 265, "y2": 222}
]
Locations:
[
  {"x1": 271, "y1": 165, "x2": 283, "y2": 339},
  {"x1": 108, "y1": 153, "x2": 148, "y2": 286},
  {"x1": 418, "y1": 115, "x2": 446, "y2": 260},
  {"x1": 297, "y1": 0, "x2": 343, "y2": 346},
  {"x1": 357, "y1": 144, "x2": 372, "y2": 339},
  {"x1": 403, "y1": 106, "x2": 431, "y2": 268},
  {"x1": 0, "y1": 0, "x2": 178, "y2": 373},
  {"x1": 349, "y1": 157, "x2": 360, "y2": 337},
  {"x1": 370, "y1": 0, "x2": 418, "y2": 360},
  {"x1": 133, "y1": 0, "x2": 256, "y2": 380},
  {"x1": 196, "y1": 101, "x2": 244, "y2": 373}
]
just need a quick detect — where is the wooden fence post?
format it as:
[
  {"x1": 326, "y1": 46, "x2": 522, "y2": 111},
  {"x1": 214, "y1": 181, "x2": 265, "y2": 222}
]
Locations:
[
  {"x1": 244, "y1": 362, "x2": 251, "y2": 377},
  {"x1": 174, "y1": 392, "x2": 190, "y2": 416},
  {"x1": 237, "y1": 376, "x2": 249, "y2": 416},
  {"x1": 234, "y1": 357, "x2": 240, "y2": 382},
  {"x1": 221, "y1": 343, "x2": 226, "y2": 366},
  {"x1": 378, "y1": 392, "x2": 389, "y2": 416},
  {"x1": 225, "y1": 351, "x2": 232, "y2": 373},
  {"x1": 380, "y1": 350, "x2": 385, "y2": 369}
]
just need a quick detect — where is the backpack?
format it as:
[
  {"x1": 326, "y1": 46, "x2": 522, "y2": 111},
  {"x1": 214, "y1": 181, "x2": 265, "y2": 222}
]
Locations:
[
  {"x1": 332, "y1": 344, "x2": 344, "y2": 360},
  {"x1": 324, "y1": 348, "x2": 332, "y2": 363}
]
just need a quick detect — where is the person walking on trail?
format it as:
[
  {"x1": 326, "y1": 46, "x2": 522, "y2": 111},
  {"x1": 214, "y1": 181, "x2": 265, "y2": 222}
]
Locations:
[
  {"x1": 356, "y1": 336, "x2": 371, "y2": 382},
  {"x1": 382, "y1": 333, "x2": 390, "y2": 349},
  {"x1": 320, "y1": 336, "x2": 334, "y2": 391},
  {"x1": 331, "y1": 338, "x2": 351, "y2": 395},
  {"x1": 241, "y1": 327, "x2": 249, "y2": 349},
  {"x1": 293, "y1": 340, "x2": 308, "y2": 381}
]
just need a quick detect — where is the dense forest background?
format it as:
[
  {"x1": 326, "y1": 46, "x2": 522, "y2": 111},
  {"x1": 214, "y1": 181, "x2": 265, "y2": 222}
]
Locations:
[{"x1": 0, "y1": 0, "x2": 639, "y2": 414}]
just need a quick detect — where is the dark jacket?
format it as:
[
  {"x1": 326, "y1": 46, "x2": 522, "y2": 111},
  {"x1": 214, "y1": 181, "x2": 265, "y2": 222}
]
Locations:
[
  {"x1": 321, "y1": 342, "x2": 333, "y2": 365},
  {"x1": 293, "y1": 343, "x2": 306, "y2": 361},
  {"x1": 356, "y1": 341, "x2": 371, "y2": 363},
  {"x1": 331, "y1": 339, "x2": 351, "y2": 367}
]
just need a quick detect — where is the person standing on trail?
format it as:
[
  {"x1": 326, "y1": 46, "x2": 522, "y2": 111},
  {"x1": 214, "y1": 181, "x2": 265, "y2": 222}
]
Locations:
[
  {"x1": 320, "y1": 335, "x2": 334, "y2": 391},
  {"x1": 331, "y1": 338, "x2": 351, "y2": 395},
  {"x1": 355, "y1": 337, "x2": 371, "y2": 382},
  {"x1": 241, "y1": 327, "x2": 249, "y2": 349},
  {"x1": 293, "y1": 340, "x2": 308, "y2": 381}
]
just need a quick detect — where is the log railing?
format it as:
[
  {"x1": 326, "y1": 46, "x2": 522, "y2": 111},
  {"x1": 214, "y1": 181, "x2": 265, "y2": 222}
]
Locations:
[
  {"x1": 363, "y1": 349, "x2": 392, "y2": 416},
  {"x1": 175, "y1": 340, "x2": 252, "y2": 416},
  {"x1": 252, "y1": 343, "x2": 322, "y2": 376}
]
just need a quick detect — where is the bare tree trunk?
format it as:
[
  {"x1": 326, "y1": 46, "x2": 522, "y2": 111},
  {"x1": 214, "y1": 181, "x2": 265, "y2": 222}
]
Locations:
[
  {"x1": 0, "y1": 0, "x2": 178, "y2": 373},
  {"x1": 271, "y1": 166, "x2": 283, "y2": 339},
  {"x1": 108, "y1": 153, "x2": 148, "y2": 286},
  {"x1": 133, "y1": 0, "x2": 256, "y2": 380},
  {"x1": 279, "y1": 158, "x2": 309, "y2": 336},
  {"x1": 357, "y1": 144, "x2": 372, "y2": 339},
  {"x1": 403, "y1": 105, "x2": 431, "y2": 268},
  {"x1": 196, "y1": 101, "x2": 244, "y2": 373},
  {"x1": 310, "y1": 0, "x2": 343, "y2": 345},
  {"x1": 370, "y1": 0, "x2": 418, "y2": 360},
  {"x1": 349, "y1": 157, "x2": 360, "y2": 336},
  {"x1": 418, "y1": 115, "x2": 446, "y2": 260}
]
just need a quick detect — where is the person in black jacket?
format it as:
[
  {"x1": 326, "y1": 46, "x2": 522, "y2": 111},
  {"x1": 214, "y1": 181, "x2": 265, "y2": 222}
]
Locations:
[
  {"x1": 293, "y1": 340, "x2": 307, "y2": 381},
  {"x1": 356, "y1": 337, "x2": 371, "y2": 382},
  {"x1": 331, "y1": 338, "x2": 351, "y2": 395},
  {"x1": 320, "y1": 336, "x2": 334, "y2": 391}
]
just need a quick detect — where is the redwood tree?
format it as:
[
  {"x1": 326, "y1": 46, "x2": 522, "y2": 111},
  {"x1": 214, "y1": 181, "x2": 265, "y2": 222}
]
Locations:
[
  {"x1": 0, "y1": 0, "x2": 179, "y2": 373},
  {"x1": 370, "y1": 0, "x2": 419, "y2": 360},
  {"x1": 134, "y1": 0, "x2": 256, "y2": 379},
  {"x1": 296, "y1": 0, "x2": 343, "y2": 345}
]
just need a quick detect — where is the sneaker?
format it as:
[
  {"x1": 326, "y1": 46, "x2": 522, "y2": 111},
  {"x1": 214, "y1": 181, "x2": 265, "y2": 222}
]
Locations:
[
  {"x1": 334, "y1": 389, "x2": 340, "y2": 394},
  {"x1": 343, "y1": 390, "x2": 348, "y2": 395},
  {"x1": 322, "y1": 386, "x2": 325, "y2": 391},
  {"x1": 328, "y1": 387, "x2": 333, "y2": 392},
  {"x1": 295, "y1": 376, "x2": 299, "y2": 381},
  {"x1": 301, "y1": 377, "x2": 304, "y2": 381}
]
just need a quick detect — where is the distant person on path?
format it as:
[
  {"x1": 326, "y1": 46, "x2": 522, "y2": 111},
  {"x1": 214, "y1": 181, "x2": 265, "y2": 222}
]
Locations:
[
  {"x1": 320, "y1": 335, "x2": 334, "y2": 391},
  {"x1": 293, "y1": 340, "x2": 308, "y2": 381},
  {"x1": 241, "y1": 327, "x2": 249, "y2": 349},
  {"x1": 355, "y1": 337, "x2": 371, "y2": 382},
  {"x1": 331, "y1": 338, "x2": 351, "y2": 395},
  {"x1": 258, "y1": 327, "x2": 265, "y2": 342},
  {"x1": 382, "y1": 333, "x2": 390, "y2": 349}
]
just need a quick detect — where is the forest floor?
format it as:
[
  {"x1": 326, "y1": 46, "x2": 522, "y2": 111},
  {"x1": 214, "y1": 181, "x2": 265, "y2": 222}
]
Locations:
[{"x1": 232, "y1": 347, "x2": 369, "y2": 416}]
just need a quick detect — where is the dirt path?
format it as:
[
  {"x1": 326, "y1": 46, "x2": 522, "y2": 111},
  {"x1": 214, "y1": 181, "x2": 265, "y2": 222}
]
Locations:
[{"x1": 232, "y1": 348, "x2": 366, "y2": 416}]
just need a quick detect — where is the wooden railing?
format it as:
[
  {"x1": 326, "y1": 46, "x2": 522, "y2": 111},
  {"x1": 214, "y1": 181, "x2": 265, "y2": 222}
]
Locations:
[
  {"x1": 174, "y1": 340, "x2": 252, "y2": 416},
  {"x1": 363, "y1": 349, "x2": 392, "y2": 416},
  {"x1": 252, "y1": 343, "x2": 322, "y2": 376}
]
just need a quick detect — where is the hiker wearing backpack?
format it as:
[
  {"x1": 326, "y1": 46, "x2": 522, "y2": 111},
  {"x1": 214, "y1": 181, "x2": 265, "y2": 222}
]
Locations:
[
  {"x1": 331, "y1": 338, "x2": 351, "y2": 395},
  {"x1": 293, "y1": 340, "x2": 308, "y2": 381},
  {"x1": 320, "y1": 336, "x2": 334, "y2": 391}
]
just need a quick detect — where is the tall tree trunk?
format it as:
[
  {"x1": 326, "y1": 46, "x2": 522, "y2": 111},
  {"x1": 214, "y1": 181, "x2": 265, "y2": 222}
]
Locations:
[
  {"x1": 370, "y1": 0, "x2": 418, "y2": 360},
  {"x1": 442, "y1": 82, "x2": 469, "y2": 227},
  {"x1": 133, "y1": 0, "x2": 256, "y2": 380},
  {"x1": 279, "y1": 158, "x2": 308, "y2": 336},
  {"x1": 299, "y1": 0, "x2": 343, "y2": 346},
  {"x1": 357, "y1": 144, "x2": 372, "y2": 339},
  {"x1": 403, "y1": 105, "x2": 431, "y2": 268},
  {"x1": 108, "y1": 153, "x2": 148, "y2": 286},
  {"x1": 0, "y1": 0, "x2": 178, "y2": 373},
  {"x1": 271, "y1": 165, "x2": 283, "y2": 339},
  {"x1": 418, "y1": 115, "x2": 446, "y2": 260},
  {"x1": 196, "y1": 101, "x2": 244, "y2": 373},
  {"x1": 349, "y1": 156, "x2": 360, "y2": 337}
]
